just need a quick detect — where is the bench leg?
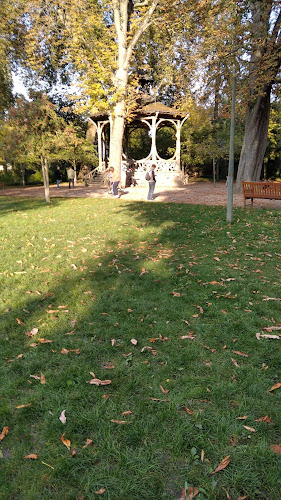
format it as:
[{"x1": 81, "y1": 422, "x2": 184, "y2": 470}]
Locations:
[{"x1": 251, "y1": 198, "x2": 253, "y2": 207}]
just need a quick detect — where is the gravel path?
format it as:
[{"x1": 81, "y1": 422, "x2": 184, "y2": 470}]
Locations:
[{"x1": 1, "y1": 181, "x2": 280, "y2": 209}]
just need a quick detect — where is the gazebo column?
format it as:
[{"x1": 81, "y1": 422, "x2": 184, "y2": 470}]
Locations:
[
  {"x1": 97, "y1": 122, "x2": 103, "y2": 171},
  {"x1": 176, "y1": 120, "x2": 181, "y2": 174},
  {"x1": 151, "y1": 114, "x2": 158, "y2": 163}
]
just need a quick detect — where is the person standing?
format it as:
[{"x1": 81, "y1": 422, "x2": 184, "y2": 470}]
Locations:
[
  {"x1": 55, "y1": 166, "x2": 62, "y2": 189},
  {"x1": 111, "y1": 167, "x2": 121, "y2": 198},
  {"x1": 146, "y1": 164, "x2": 156, "y2": 201},
  {"x1": 67, "y1": 166, "x2": 75, "y2": 189}
]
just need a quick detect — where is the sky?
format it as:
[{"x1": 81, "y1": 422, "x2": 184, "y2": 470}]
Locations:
[{"x1": 12, "y1": 73, "x2": 29, "y2": 99}]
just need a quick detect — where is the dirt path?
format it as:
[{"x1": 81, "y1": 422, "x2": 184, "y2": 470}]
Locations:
[{"x1": 1, "y1": 181, "x2": 281, "y2": 209}]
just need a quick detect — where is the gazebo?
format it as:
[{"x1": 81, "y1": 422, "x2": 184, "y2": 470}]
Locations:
[{"x1": 87, "y1": 102, "x2": 188, "y2": 186}]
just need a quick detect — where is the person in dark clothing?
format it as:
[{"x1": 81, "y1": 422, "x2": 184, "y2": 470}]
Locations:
[{"x1": 55, "y1": 166, "x2": 62, "y2": 189}]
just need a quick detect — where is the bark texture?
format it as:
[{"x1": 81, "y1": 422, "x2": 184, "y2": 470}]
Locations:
[{"x1": 236, "y1": 85, "x2": 271, "y2": 189}]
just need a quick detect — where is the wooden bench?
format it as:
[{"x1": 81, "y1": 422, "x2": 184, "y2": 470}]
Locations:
[{"x1": 242, "y1": 181, "x2": 281, "y2": 207}]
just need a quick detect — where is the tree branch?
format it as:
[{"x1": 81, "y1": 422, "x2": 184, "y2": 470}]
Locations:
[{"x1": 125, "y1": 0, "x2": 159, "y2": 66}]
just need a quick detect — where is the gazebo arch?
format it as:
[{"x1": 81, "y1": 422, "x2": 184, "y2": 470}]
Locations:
[{"x1": 88, "y1": 102, "x2": 188, "y2": 186}]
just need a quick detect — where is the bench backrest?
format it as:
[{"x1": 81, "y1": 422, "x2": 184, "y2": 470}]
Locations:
[{"x1": 242, "y1": 181, "x2": 281, "y2": 197}]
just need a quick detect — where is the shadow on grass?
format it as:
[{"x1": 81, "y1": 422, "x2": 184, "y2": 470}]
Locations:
[{"x1": 1, "y1": 198, "x2": 281, "y2": 499}]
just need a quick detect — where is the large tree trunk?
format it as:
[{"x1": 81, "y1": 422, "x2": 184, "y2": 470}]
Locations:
[
  {"x1": 41, "y1": 156, "x2": 50, "y2": 203},
  {"x1": 109, "y1": 0, "x2": 159, "y2": 177},
  {"x1": 236, "y1": 85, "x2": 271, "y2": 191}
]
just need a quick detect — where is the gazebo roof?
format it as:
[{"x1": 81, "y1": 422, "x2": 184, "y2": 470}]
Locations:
[
  {"x1": 90, "y1": 101, "x2": 184, "y2": 122},
  {"x1": 138, "y1": 102, "x2": 184, "y2": 119}
]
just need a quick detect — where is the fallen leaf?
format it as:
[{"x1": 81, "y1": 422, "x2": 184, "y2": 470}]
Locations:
[
  {"x1": 171, "y1": 291, "x2": 181, "y2": 297},
  {"x1": 270, "y1": 444, "x2": 281, "y2": 454},
  {"x1": 149, "y1": 398, "x2": 170, "y2": 402},
  {"x1": 59, "y1": 410, "x2": 67, "y2": 424},
  {"x1": 211, "y1": 455, "x2": 231, "y2": 474},
  {"x1": 243, "y1": 425, "x2": 256, "y2": 432},
  {"x1": 38, "y1": 338, "x2": 53, "y2": 343},
  {"x1": 40, "y1": 373, "x2": 46, "y2": 384},
  {"x1": 121, "y1": 352, "x2": 132, "y2": 357},
  {"x1": 87, "y1": 374, "x2": 112, "y2": 386},
  {"x1": 160, "y1": 385, "x2": 169, "y2": 394},
  {"x1": 24, "y1": 454, "x2": 38, "y2": 459},
  {"x1": 179, "y1": 485, "x2": 199, "y2": 499},
  {"x1": 94, "y1": 487, "x2": 106, "y2": 494},
  {"x1": 231, "y1": 358, "x2": 240, "y2": 367},
  {"x1": 102, "y1": 394, "x2": 111, "y2": 399},
  {"x1": 263, "y1": 326, "x2": 281, "y2": 331},
  {"x1": 269, "y1": 382, "x2": 281, "y2": 392},
  {"x1": 232, "y1": 350, "x2": 248, "y2": 357},
  {"x1": 0, "y1": 426, "x2": 9, "y2": 441},
  {"x1": 131, "y1": 338, "x2": 137, "y2": 345},
  {"x1": 183, "y1": 407, "x2": 193, "y2": 414},
  {"x1": 201, "y1": 449, "x2": 205, "y2": 462},
  {"x1": 103, "y1": 363, "x2": 115, "y2": 369},
  {"x1": 16, "y1": 318, "x2": 24, "y2": 325},
  {"x1": 180, "y1": 335, "x2": 196, "y2": 340},
  {"x1": 255, "y1": 416, "x2": 273, "y2": 423},
  {"x1": 110, "y1": 420, "x2": 131, "y2": 424},
  {"x1": 236, "y1": 415, "x2": 247, "y2": 420},
  {"x1": 82, "y1": 439, "x2": 93, "y2": 448},
  {"x1": 25, "y1": 328, "x2": 39, "y2": 337},
  {"x1": 15, "y1": 403, "x2": 32, "y2": 409},
  {"x1": 111, "y1": 339, "x2": 116, "y2": 346},
  {"x1": 223, "y1": 488, "x2": 231, "y2": 500},
  {"x1": 30, "y1": 374, "x2": 41, "y2": 381},
  {"x1": 61, "y1": 432, "x2": 71, "y2": 450}
]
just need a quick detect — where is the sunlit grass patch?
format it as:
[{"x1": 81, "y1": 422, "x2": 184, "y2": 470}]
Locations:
[{"x1": 0, "y1": 197, "x2": 280, "y2": 500}]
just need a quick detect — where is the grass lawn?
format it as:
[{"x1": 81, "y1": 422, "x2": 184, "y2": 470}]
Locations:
[{"x1": 0, "y1": 196, "x2": 280, "y2": 500}]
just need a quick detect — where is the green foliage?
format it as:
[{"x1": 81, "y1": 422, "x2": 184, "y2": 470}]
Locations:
[{"x1": 28, "y1": 170, "x2": 44, "y2": 184}]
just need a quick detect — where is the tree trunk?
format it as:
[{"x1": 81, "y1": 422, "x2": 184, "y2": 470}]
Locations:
[
  {"x1": 236, "y1": 86, "x2": 271, "y2": 191},
  {"x1": 109, "y1": 0, "x2": 159, "y2": 178},
  {"x1": 41, "y1": 156, "x2": 50, "y2": 203},
  {"x1": 21, "y1": 165, "x2": 25, "y2": 187}
]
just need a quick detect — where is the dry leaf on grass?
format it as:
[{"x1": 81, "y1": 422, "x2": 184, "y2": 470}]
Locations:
[
  {"x1": 243, "y1": 425, "x2": 256, "y2": 432},
  {"x1": 255, "y1": 416, "x2": 273, "y2": 423},
  {"x1": 236, "y1": 415, "x2": 247, "y2": 420},
  {"x1": 131, "y1": 338, "x2": 138, "y2": 345},
  {"x1": 211, "y1": 455, "x2": 231, "y2": 474},
  {"x1": 94, "y1": 487, "x2": 106, "y2": 495},
  {"x1": 160, "y1": 385, "x2": 169, "y2": 394},
  {"x1": 232, "y1": 350, "x2": 248, "y2": 357},
  {"x1": 269, "y1": 382, "x2": 281, "y2": 392},
  {"x1": 61, "y1": 432, "x2": 71, "y2": 450},
  {"x1": 15, "y1": 403, "x2": 32, "y2": 408},
  {"x1": 25, "y1": 328, "x2": 38, "y2": 337},
  {"x1": 82, "y1": 439, "x2": 93, "y2": 448},
  {"x1": 0, "y1": 426, "x2": 9, "y2": 441},
  {"x1": 24, "y1": 454, "x2": 38, "y2": 459},
  {"x1": 179, "y1": 486, "x2": 199, "y2": 499},
  {"x1": 110, "y1": 420, "x2": 131, "y2": 424},
  {"x1": 87, "y1": 372, "x2": 112, "y2": 386},
  {"x1": 59, "y1": 410, "x2": 67, "y2": 424},
  {"x1": 38, "y1": 338, "x2": 53, "y2": 343},
  {"x1": 40, "y1": 373, "x2": 46, "y2": 384}
]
